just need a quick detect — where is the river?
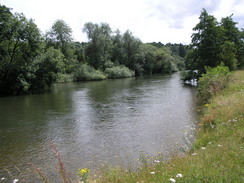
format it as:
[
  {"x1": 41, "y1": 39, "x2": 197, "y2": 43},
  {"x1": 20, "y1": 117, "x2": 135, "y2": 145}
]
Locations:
[{"x1": 0, "y1": 72, "x2": 197, "y2": 182}]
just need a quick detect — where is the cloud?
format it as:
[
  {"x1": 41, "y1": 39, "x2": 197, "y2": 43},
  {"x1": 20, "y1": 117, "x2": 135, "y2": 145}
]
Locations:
[
  {"x1": 1, "y1": 0, "x2": 243, "y2": 44},
  {"x1": 145, "y1": 0, "x2": 221, "y2": 29}
]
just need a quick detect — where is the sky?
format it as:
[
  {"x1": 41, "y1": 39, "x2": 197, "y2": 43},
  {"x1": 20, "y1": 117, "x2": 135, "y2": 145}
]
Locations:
[{"x1": 1, "y1": 0, "x2": 244, "y2": 44}]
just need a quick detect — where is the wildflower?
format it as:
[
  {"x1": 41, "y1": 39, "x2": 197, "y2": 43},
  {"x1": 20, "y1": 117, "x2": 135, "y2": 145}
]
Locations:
[
  {"x1": 78, "y1": 168, "x2": 90, "y2": 176},
  {"x1": 191, "y1": 153, "x2": 197, "y2": 156},
  {"x1": 150, "y1": 172, "x2": 155, "y2": 174},
  {"x1": 201, "y1": 147, "x2": 206, "y2": 150},
  {"x1": 169, "y1": 178, "x2": 176, "y2": 182},
  {"x1": 176, "y1": 173, "x2": 183, "y2": 178},
  {"x1": 204, "y1": 104, "x2": 209, "y2": 107},
  {"x1": 13, "y1": 179, "x2": 19, "y2": 183},
  {"x1": 1, "y1": 178, "x2": 6, "y2": 180},
  {"x1": 77, "y1": 168, "x2": 90, "y2": 183},
  {"x1": 218, "y1": 144, "x2": 223, "y2": 147},
  {"x1": 154, "y1": 160, "x2": 160, "y2": 163},
  {"x1": 208, "y1": 142, "x2": 212, "y2": 144}
]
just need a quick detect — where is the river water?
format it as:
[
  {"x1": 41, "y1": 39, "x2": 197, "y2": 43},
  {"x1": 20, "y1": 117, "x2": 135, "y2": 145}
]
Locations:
[{"x1": 0, "y1": 73, "x2": 197, "y2": 182}]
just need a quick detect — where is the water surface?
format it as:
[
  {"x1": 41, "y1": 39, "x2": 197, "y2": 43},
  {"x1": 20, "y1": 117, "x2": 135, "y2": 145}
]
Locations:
[{"x1": 0, "y1": 73, "x2": 197, "y2": 181}]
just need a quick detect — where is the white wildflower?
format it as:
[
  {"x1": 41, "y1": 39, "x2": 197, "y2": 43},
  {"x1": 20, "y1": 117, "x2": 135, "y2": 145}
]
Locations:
[
  {"x1": 218, "y1": 144, "x2": 223, "y2": 147},
  {"x1": 1, "y1": 178, "x2": 6, "y2": 180},
  {"x1": 150, "y1": 172, "x2": 155, "y2": 174},
  {"x1": 176, "y1": 173, "x2": 183, "y2": 178},
  {"x1": 154, "y1": 160, "x2": 160, "y2": 163},
  {"x1": 201, "y1": 147, "x2": 206, "y2": 150},
  {"x1": 13, "y1": 179, "x2": 19, "y2": 183},
  {"x1": 169, "y1": 178, "x2": 176, "y2": 182},
  {"x1": 191, "y1": 153, "x2": 197, "y2": 156}
]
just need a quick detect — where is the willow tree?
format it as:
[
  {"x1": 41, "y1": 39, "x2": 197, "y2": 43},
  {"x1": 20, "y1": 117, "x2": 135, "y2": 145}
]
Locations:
[{"x1": 83, "y1": 22, "x2": 113, "y2": 70}]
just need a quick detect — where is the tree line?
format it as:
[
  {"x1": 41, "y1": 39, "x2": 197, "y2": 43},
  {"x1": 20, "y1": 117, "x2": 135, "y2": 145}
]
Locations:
[{"x1": 0, "y1": 4, "x2": 186, "y2": 96}]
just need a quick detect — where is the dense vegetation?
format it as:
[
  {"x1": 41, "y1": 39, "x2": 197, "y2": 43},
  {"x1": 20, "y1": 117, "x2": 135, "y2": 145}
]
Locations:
[
  {"x1": 0, "y1": 4, "x2": 186, "y2": 96},
  {"x1": 184, "y1": 9, "x2": 244, "y2": 79}
]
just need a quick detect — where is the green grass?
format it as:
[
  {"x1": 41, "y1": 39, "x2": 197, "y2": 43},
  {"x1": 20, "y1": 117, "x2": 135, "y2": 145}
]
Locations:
[{"x1": 91, "y1": 70, "x2": 244, "y2": 183}]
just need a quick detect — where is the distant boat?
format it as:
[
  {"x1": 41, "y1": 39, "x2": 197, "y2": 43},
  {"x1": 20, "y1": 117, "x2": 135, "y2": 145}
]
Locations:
[{"x1": 184, "y1": 78, "x2": 198, "y2": 86}]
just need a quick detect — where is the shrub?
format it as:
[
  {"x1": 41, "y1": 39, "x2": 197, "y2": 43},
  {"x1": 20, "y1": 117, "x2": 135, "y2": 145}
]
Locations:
[
  {"x1": 56, "y1": 73, "x2": 74, "y2": 83},
  {"x1": 74, "y1": 64, "x2": 107, "y2": 81},
  {"x1": 104, "y1": 66, "x2": 135, "y2": 78},
  {"x1": 198, "y1": 64, "x2": 231, "y2": 101}
]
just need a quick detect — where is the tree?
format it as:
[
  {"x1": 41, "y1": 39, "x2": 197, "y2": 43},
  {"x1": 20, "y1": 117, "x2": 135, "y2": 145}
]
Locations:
[
  {"x1": 140, "y1": 44, "x2": 157, "y2": 75},
  {"x1": 121, "y1": 30, "x2": 142, "y2": 74},
  {"x1": 83, "y1": 22, "x2": 113, "y2": 70},
  {"x1": 0, "y1": 5, "x2": 42, "y2": 95},
  {"x1": 46, "y1": 19, "x2": 77, "y2": 73},
  {"x1": 30, "y1": 47, "x2": 65, "y2": 92},
  {"x1": 221, "y1": 15, "x2": 244, "y2": 67},
  {"x1": 179, "y1": 44, "x2": 186, "y2": 58},
  {"x1": 220, "y1": 41, "x2": 238, "y2": 70},
  {"x1": 190, "y1": 9, "x2": 224, "y2": 73},
  {"x1": 46, "y1": 19, "x2": 72, "y2": 46}
]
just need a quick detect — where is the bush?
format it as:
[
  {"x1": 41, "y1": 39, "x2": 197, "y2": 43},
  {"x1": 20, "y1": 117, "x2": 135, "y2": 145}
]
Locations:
[
  {"x1": 74, "y1": 64, "x2": 107, "y2": 81},
  {"x1": 198, "y1": 64, "x2": 231, "y2": 101},
  {"x1": 30, "y1": 47, "x2": 65, "y2": 92},
  {"x1": 56, "y1": 73, "x2": 74, "y2": 83},
  {"x1": 104, "y1": 66, "x2": 135, "y2": 78}
]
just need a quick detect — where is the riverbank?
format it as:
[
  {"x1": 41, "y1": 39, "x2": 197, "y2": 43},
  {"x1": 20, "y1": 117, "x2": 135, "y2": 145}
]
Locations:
[{"x1": 91, "y1": 70, "x2": 244, "y2": 183}]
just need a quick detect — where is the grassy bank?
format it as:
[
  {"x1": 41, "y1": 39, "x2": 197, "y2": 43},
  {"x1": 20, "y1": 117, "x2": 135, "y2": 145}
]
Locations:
[{"x1": 91, "y1": 70, "x2": 244, "y2": 183}]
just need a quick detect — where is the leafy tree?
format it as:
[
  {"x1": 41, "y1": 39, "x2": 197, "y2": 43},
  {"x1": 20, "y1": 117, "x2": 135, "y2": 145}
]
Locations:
[
  {"x1": 179, "y1": 44, "x2": 187, "y2": 58},
  {"x1": 30, "y1": 47, "x2": 65, "y2": 92},
  {"x1": 121, "y1": 30, "x2": 142, "y2": 74},
  {"x1": 190, "y1": 9, "x2": 224, "y2": 73},
  {"x1": 111, "y1": 30, "x2": 124, "y2": 64},
  {"x1": 46, "y1": 19, "x2": 77, "y2": 73},
  {"x1": 140, "y1": 44, "x2": 157, "y2": 75},
  {"x1": 46, "y1": 19, "x2": 73, "y2": 47},
  {"x1": 221, "y1": 15, "x2": 244, "y2": 67},
  {"x1": 83, "y1": 22, "x2": 113, "y2": 70},
  {"x1": 220, "y1": 41, "x2": 238, "y2": 70},
  {"x1": 0, "y1": 5, "x2": 42, "y2": 95}
]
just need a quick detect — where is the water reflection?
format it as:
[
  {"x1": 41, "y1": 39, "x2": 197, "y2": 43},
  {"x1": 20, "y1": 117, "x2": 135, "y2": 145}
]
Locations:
[{"x1": 0, "y1": 73, "x2": 197, "y2": 181}]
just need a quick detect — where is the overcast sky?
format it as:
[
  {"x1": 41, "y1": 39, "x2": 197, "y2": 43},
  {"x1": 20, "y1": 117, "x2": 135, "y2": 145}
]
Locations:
[{"x1": 1, "y1": 0, "x2": 244, "y2": 44}]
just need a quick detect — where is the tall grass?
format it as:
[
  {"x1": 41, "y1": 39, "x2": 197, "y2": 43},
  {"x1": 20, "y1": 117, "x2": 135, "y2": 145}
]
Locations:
[{"x1": 93, "y1": 70, "x2": 244, "y2": 183}]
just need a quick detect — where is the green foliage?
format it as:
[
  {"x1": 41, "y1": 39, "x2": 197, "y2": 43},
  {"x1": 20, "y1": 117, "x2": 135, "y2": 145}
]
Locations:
[
  {"x1": 0, "y1": 5, "x2": 42, "y2": 95},
  {"x1": 221, "y1": 15, "x2": 244, "y2": 67},
  {"x1": 56, "y1": 73, "x2": 74, "y2": 83},
  {"x1": 104, "y1": 66, "x2": 135, "y2": 78},
  {"x1": 198, "y1": 64, "x2": 231, "y2": 101},
  {"x1": 187, "y1": 9, "x2": 244, "y2": 74},
  {"x1": 83, "y1": 22, "x2": 113, "y2": 70},
  {"x1": 190, "y1": 9, "x2": 224, "y2": 73},
  {"x1": 30, "y1": 47, "x2": 65, "y2": 92},
  {"x1": 46, "y1": 19, "x2": 73, "y2": 46},
  {"x1": 74, "y1": 64, "x2": 107, "y2": 81},
  {"x1": 45, "y1": 19, "x2": 78, "y2": 73},
  {"x1": 220, "y1": 41, "x2": 238, "y2": 70},
  {"x1": 163, "y1": 57, "x2": 178, "y2": 73}
]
